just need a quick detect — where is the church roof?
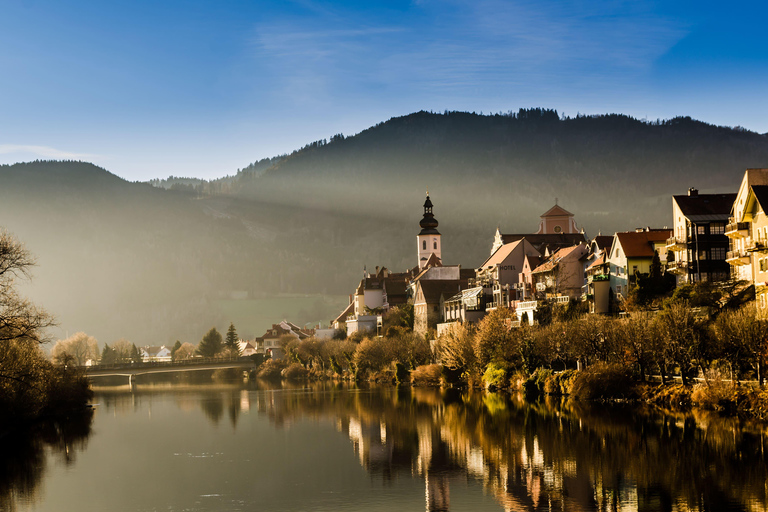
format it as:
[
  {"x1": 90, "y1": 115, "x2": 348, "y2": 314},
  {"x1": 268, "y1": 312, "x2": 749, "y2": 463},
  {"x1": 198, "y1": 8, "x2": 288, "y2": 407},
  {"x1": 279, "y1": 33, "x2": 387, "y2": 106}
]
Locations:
[{"x1": 540, "y1": 204, "x2": 574, "y2": 218}]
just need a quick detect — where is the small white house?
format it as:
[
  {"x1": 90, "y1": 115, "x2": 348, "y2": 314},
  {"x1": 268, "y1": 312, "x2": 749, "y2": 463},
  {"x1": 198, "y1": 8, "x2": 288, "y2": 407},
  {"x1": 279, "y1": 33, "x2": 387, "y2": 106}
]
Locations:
[{"x1": 140, "y1": 345, "x2": 172, "y2": 362}]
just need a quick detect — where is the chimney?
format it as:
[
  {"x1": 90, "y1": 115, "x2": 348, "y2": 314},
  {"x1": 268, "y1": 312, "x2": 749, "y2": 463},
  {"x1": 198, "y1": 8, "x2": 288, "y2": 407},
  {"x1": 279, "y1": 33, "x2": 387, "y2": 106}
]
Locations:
[{"x1": 688, "y1": 187, "x2": 698, "y2": 196}]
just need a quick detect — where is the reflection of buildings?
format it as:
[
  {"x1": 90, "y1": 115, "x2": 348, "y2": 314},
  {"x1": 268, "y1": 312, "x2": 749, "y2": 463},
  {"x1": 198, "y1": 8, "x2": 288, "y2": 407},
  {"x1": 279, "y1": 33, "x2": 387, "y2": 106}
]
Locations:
[{"x1": 251, "y1": 384, "x2": 767, "y2": 512}]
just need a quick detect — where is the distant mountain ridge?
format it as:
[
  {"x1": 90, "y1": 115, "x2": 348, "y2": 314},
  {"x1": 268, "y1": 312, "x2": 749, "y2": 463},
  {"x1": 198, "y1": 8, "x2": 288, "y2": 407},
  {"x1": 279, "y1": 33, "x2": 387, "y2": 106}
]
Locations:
[{"x1": 1, "y1": 109, "x2": 767, "y2": 345}]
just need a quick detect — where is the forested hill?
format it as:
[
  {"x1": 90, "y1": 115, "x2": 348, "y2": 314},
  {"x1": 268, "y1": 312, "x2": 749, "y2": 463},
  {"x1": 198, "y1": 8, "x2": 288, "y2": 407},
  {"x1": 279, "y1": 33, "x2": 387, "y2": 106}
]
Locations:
[
  {"x1": 0, "y1": 161, "x2": 380, "y2": 346},
  {"x1": 236, "y1": 109, "x2": 768, "y2": 239}
]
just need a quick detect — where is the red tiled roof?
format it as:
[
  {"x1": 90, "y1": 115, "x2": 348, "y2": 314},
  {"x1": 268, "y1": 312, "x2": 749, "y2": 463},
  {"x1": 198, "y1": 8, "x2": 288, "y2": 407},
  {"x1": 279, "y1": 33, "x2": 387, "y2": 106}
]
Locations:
[{"x1": 615, "y1": 230, "x2": 671, "y2": 258}]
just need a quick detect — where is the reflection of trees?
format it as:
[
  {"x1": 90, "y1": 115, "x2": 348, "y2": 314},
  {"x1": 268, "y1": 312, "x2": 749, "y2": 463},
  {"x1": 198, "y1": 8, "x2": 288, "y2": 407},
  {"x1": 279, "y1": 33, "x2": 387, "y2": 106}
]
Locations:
[
  {"x1": 200, "y1": 394, "x2": 225, "y2": 425},
  {"x1": 0, "y1": 410, "x2": 93, "y2": 512},
  {"x1": 256, "y1": 383, "x2": 768, "y2": 512}
]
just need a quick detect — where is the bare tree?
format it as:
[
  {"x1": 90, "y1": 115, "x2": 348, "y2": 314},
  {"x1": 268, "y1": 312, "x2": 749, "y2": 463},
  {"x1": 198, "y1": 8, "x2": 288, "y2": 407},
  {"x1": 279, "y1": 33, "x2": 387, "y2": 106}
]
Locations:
[
  {"x1": 0, "y1": 229, "x2": 53, "y2": 345},
  {"x1": 51, "y1": 332, "x2": 100, "y2": 366}
]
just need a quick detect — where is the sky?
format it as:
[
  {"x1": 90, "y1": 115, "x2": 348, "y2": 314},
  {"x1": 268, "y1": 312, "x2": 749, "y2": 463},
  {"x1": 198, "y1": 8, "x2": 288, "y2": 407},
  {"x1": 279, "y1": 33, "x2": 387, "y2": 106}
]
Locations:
[{"x1": 1, "y1": 0, "x2": 766, "y2": 181}]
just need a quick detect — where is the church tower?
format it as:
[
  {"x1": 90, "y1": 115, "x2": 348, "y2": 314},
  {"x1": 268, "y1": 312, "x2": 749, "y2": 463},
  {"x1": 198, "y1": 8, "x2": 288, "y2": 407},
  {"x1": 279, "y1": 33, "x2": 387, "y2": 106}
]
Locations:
[{"x1": 417, "y1": 193, "x2": 442, "y2": 269}]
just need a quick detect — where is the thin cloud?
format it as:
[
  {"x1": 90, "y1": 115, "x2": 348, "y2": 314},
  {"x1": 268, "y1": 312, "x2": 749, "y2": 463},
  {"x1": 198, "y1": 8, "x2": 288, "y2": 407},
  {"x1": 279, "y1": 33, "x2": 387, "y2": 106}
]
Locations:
[{"x1": 0, "y1": 144, "x2": 98, "y2": 160}]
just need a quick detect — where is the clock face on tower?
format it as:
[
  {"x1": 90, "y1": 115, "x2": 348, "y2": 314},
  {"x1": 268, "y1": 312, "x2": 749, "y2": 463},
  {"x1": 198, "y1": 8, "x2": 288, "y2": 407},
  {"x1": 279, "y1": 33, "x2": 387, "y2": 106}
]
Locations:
[{"x1": 554, "y1": 226, "x2": 562, "y2": 233}]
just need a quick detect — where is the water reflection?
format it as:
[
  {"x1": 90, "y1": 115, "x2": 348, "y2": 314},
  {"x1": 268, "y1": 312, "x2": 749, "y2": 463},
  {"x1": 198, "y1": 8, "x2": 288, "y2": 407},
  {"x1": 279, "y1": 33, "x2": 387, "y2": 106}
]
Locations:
[
  {"x1": 0, "y1": 410, "x2": 93, "y2": 512},
  {"x1": 248, "y1": 383, "x2": 768, "y2": 512},
  {"x1": 11, "y1": 382, "x2": 767, "y2": 512}
]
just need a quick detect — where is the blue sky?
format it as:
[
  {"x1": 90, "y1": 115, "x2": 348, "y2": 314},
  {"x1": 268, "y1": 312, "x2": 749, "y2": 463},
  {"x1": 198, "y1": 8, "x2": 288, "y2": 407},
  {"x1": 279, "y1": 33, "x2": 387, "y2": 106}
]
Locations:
[{"x1": 1, "y1": 0, "x2": 766, "y2": 181}]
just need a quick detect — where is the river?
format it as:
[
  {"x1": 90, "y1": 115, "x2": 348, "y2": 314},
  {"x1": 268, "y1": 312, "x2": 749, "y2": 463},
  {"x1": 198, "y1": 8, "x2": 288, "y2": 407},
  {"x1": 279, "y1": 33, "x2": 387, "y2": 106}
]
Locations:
[{"x1": 3, "y1": 379, "x2": 767, "y2": 511}]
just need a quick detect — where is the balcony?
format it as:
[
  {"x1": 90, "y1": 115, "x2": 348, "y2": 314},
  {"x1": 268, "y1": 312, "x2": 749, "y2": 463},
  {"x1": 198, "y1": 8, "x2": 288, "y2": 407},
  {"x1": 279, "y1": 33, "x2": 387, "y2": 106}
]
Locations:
[
  {"x1": 746, "y1": 240, "x2": 768, "y2": 253},
  {"x1": 587, "y1": 274, "x2": 610, "y2": 283},
  {"x1": 666, "y1": 260, "x2": 687, "y2": 275},
  {"x1": 725, "y1": 221, "x2": 749, "y2": 238},
  {"x1": 666, "y1": 236, "x2": 687, "y2": 251},
  {"x1": 726, "y1": 250, "x2": 750, "y2": 266}
]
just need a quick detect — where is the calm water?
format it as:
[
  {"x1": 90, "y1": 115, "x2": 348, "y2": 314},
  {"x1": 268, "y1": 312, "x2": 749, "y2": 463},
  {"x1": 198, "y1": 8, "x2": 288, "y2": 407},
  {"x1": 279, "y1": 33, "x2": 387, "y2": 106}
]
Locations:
[{"x1": 3, "y1": 380, "x2": 768, "y2": 512}]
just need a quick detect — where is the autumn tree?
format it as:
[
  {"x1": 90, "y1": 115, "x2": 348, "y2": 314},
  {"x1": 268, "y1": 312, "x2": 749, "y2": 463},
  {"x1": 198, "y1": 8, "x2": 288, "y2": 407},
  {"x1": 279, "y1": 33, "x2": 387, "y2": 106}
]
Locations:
[
  {"x1": 712, "y1": 304, "x2": 768, "y2": 383},
  {"x1": 657, "y1": 302, "x2": 706, "y2": 385},
  {"x1": 438, "y1": 323, "x2": 477, "y2": 376},
  {"x1": 174, "y1": 342, "x2": 197, "y2": 360},
  {"x1": 111, "y1": 339, "x2": 134, "y2": 363},
  {"x1": 473, "y1": 308, "x2": 515, "y2": 369},
  {"x1": 51, "y1": 332, "x2": 100, "y2": 366}
]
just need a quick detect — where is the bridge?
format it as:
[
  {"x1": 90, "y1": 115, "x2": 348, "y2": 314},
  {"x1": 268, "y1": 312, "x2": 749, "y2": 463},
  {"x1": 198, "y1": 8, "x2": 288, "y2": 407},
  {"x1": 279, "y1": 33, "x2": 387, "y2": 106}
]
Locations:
[{"x1": 85, "y1": 358, "x2": 257, "y2": 385}]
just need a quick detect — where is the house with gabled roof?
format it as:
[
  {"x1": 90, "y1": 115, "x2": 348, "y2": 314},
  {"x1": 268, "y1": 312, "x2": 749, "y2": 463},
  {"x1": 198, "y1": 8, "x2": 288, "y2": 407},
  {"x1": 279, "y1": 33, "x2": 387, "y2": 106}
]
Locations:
[
  {"x1": 608, "y1": 228, "x2": 672, "y2": 300},
  {"x1": 474, "y1": 238, "x2": 541, "y2": 310},
  {"x1": 725, "y1": 169, "x2": 768, "y2": 314},
  {"x1": 413, "y1": 279, "x2": 465, "y2": 336},
  {"x1": 531, "y1": 243, "x2": 590, "y2": 300},
  {"x1": 237, "y1": 340, "x2": 258, "y2": 357},
  {"x1": 140, "y1": 345, "x2": 172, "y2": 362},
  {"x1": 254, "y1": 321, "x2": 309, "y2": 357},
  {"x1": 667, "y1": 188, "x2": 735, "y2": 284},
  {"x1": 726, "y1": 169, "x2": 768, "y2": 284}
]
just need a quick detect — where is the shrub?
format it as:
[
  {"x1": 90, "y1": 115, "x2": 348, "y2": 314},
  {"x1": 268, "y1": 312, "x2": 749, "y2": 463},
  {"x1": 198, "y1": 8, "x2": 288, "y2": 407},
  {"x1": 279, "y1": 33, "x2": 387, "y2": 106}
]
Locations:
[
  {"x1": 394, "y1": 362, "x2": 410, "y2": 384},
  {"x1": 544, "y1": 369, "x2": 577, "y2": 395},
  {"x1": 411, "y1": 364, "x2": 442, "y2": 386},
  {"x1": 282, "y1": 363, "x2": 309, "y2": 381},
  {"x1": 523, "y1": 368, "x2": 552, "y2": 397},
  {"x1": 570, "y1": 363, "x2": 637, "y2": 400},
  {"x1": 482, "y1": 362, "x2": 508, "y2": 390},
  {"x1": 257, "y1": 359, "x2": 287, "y2": 380}
]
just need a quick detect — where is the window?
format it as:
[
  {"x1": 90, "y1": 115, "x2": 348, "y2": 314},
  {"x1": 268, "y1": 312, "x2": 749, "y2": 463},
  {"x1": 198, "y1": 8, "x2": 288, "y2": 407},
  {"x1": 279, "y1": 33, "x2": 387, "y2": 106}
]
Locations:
[
  {"x1": 761, "y1": 259, "x2": 767, "y2": 273},
  {"x1": 711, "y1": 247, "x2": 726, "y2": 260},
  {"x1": 697, "y1": 225, "x2": 706, "y2": 235},
  {"x1": 698, "y1": 250, "x2": 708, "y2": 260},
  {"x1": 433, "y1": 241, "x2": 437, "y2": 250},
  {"x1": 422, "y1": 240, "x2": 426, "y2": 250},
  {"x1": 711, "y1": 223, "x2": 725, "y2": 235},
  {"x1": 616, "y1": 285, "x2": 622, "y2": 295}
]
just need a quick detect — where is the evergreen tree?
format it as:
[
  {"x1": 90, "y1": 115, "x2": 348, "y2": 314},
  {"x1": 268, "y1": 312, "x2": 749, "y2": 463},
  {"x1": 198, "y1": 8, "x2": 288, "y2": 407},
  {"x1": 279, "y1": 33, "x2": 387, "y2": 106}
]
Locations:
[
  {"x1": 171, "y1": 340, "x2": 182, "y2": 359},
  {"x1": 101, "y1": 343, "x2": 116, "y2": 365},
  {"x1": 225, "y1": 323, "x2": 239, "y2": 354},
  {"x1": 197, "y1": 327, "x2": 223, "y2": 358},
  {"x1": 130, "y1": 344, "x2": 142, "y2": 363}
]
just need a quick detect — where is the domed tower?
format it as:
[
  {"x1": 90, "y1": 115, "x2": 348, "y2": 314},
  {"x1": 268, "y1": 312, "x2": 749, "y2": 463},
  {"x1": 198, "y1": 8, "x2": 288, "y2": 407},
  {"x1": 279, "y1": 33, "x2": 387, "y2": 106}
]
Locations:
[{"x1": 417, "y1": 193, "x2": 442, "y2": 269}]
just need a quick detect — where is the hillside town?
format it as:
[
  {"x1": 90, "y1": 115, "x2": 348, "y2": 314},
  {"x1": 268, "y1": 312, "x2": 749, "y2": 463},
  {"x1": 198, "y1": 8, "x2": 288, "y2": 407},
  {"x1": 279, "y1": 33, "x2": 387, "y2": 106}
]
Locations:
[
  {"x1": 323, "y1": 168, "x2": 760, "y2": 335},
  {"x1": 225, "y1": 167, "x2": 765, "y2": 357}
]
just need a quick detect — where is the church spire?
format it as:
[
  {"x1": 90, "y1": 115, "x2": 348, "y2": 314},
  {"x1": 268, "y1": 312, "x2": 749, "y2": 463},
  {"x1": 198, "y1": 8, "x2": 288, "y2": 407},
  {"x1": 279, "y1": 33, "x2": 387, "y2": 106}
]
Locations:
[{"x1": 417, "y1": 192, "x2": 442, "y2": 269}]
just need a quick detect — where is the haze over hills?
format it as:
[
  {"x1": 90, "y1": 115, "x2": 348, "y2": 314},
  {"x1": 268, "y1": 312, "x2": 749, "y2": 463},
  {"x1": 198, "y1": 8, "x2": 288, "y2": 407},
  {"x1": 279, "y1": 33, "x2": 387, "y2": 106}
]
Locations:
[{"x1": 1, "y1": 109, "x2": 767, "y2": 347}]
